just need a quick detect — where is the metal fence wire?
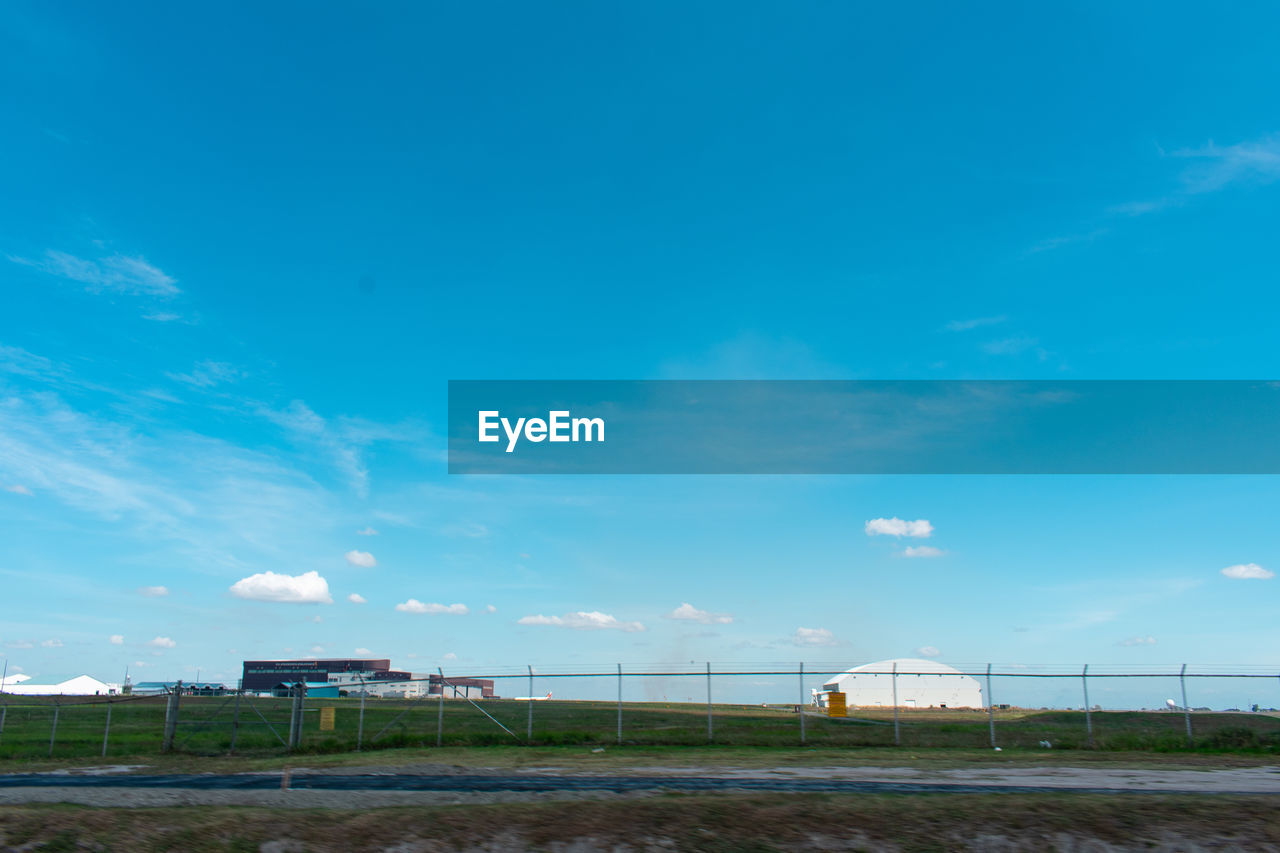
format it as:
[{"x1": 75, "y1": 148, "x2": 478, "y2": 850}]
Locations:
[{"x1": 2, "y1": 663, "x2": 1279, "y2": 759}]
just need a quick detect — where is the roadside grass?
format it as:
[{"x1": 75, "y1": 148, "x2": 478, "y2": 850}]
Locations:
[
  {"x1": 3, "y1": 695, "x2": 1280, "y2": 767},
  {"x1": 4, "y1": 794, "x2": 1280, "y2": 852}
]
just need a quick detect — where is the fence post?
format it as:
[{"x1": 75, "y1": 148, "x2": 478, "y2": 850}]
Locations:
[
  {"x1": 230, "y1": 686, "x2": 242, "y2": 754},
  {"x1": 1180, "y1": 664, "x2": 1193, "y2": 747},
  {"x1": 527, "y1": 665, "x2": 534, "y2": 743},
  {"x1": 892, "y1": 661, "x2": 900, "y2": 746},
  {"x1": 798, "y1": 661, "x2": 806, "y2": 745},
  {"x1": 436, "y1": 667, "x2": 445, "y2": 747},
  {"x1": 1082, "y1": 664, "x2": 1094, "y2": 748},
  {"x1": 101, "y1": 699, "x2": 113, "y2": 757},
  {"x1": 356, "y1": 677, "x2": 366, "y2": 752},
  {"x1": 706, "y1": 662, "x2": 713, "y2": 743},
  {"x1": 986, "y1": 664, "x2": 996, "y2": 749},
  {"x1": 162, "y1": 682, "x2": 181, "y2": 753},
  {"x1": 288, "y1": 683, "x2": 306, "y2": 750},
  {"x1": 48, "y1": 699, "x2": 60, "y2": 758},
  {"x1": 616, "y1": 663, "x2": 623, "y2": 746}
]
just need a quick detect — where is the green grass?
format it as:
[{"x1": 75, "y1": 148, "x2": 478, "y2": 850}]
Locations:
[{"x1": 3, "y1": 694, "x2": 1280, "y2": 762}]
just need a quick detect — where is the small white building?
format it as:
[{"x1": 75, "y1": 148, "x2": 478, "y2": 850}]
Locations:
[
  {"x1": 818, "y1": 658, "x2": 984, "y2": 709},
  {"x1": 2, "y1": 674, "x2": 120, "y2": 696}
]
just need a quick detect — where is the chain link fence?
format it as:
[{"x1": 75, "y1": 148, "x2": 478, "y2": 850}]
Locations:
[{"x1": 2, "y1": 663, "x2": 1279, "y2": 759}]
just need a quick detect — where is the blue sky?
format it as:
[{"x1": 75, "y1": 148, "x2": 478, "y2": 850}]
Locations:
[{"x1": 2, "y1": 2, "x2": 1279, "y2": 706}]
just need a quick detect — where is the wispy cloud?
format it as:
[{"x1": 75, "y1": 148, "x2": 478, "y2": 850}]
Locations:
[
  {"x1": 148, "y1": 636, "x2": 176, "y2": 648},
  {"x1": 981, "y1": 336, "x2": 1038, "y2": 356},
  {"x1": 914, "y1": 645, "x2": 941, "y2": 657},
  {"x1": 1113, "y1": 134, "x2": 1280, "y2": 218},
  {"x1": 1118, "y1": 635, "x2": 1157, "y2": 646},
  {"x1": 356, "y1": 527, "x2": 378, "y2": 536},
  {"x1": 666, "y1": 602, "x2": 734, "y2": 625},
  {"x1": 166, "y1": 360, "x2": 242, "y2": 388},
  {"x1": 138, "y1": 586, "x2": 169, "y2": 597},
  {"x1": 900, "y1": 546, "x2": 945, "y2": 558},
  {"x1": 395, "y1": 599, "x2": 468, "y2": 615},
  {"x1": 944, "y1": 316, "x2": 1006, "y2": 332},
  {"x1": 1026, "y1": 230, "x2": 1107, "y2": 255},
  {"x1": 10, "y1": 250, "x2": 179, "y2": 296},
  {"x1": 347, "y1": 593, "x2": 367, "y2": 604},
  {"x1": 3, "y1": 483, "x2": 33, "y2": 495},
  {"x1": 518, "y1": 611, "x2": 646, "y2": 632}
]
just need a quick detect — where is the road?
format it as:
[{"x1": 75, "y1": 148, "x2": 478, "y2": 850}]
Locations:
[{"x1": 2, "y1": 763, "x2": 1280, "y2": 804}]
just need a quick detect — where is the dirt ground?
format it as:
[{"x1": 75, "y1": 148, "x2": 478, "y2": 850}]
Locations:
[{"x1": 3, "y1": 793, "x2": 1280, "y2": 852}]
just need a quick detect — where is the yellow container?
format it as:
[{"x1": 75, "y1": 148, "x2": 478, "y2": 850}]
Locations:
[
  {"x1": 319, "y1": 706, "x2": 336, "y2": 731},
  {"x1": 827, "y1": 692, "x2": 847, "y2": 718}
]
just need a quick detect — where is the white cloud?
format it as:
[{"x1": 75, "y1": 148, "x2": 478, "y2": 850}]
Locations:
[
  {"x1": 901, "y1": 546, "x2": 945, "y2": 558},
  {"x1": 9, "y1": 250, "x2": 180, "y2": 296},
  {"x1": 1119, "y1": 635, "x2": 1157, "y2": 646},
  {"x1": 394, "y1": 599, "x2": 468, "y2": 615},
  {"x1": 443, "y1": 652, "x2": 458, "y2": 661},
  {"x1": 945, "y1": 316, "x2": 1006, "y2": 332},
  {"x1": 309, "y1": 645, "x2": 324, "y2": 654},
  {"x1": 229, "y1": 570, "x2": 333, "y2": 604},
  {"x1": 865, "y1": 517, "x2": 933, "y2": 538},
  {"x1": 149, "y1": 636, "x2": 176, "y2": 648},
  {"x1": 109, "y1": 634, "x2": 124, "y2": 645},
  {"x1": 485, "y1": 604, "x2": 497, "y2": 613},
  {"x1": 666, "y1": 602, "x2": 733, "y2": 625},
  {"x1": 1221, "y1": 563, "x2": 1273, "y2": 580},
  {"x1": 355, "y1": 647, "x2": 372, "y2": 655},
  {"x1": 7, "y1": 641, "x2": 34, "y2": 649},
  {"x1": 792, "y1": 627, "x2": 838, "y2": 647},
  {"x1": 915, "y1": 645, "x2": 942, "y2": 658},
  {"x1": 139, "y1": 585, "x2": 169, "y2": 597},
  {"x1": 356, "y1": 527, "x2": 378, "y2": 536},
  {"x1": 347, "y1": 593, "x2": 367, "y2": 604},
  {"x1": 518, "y1": 611, "x2": 646, "y2": 632},
  {"x1": 3, "y1": 484, "x2": 33, "y2": 495},
  {"x1": 345, "y1": 549, "x2": 377, "y2": 568},
  {"x1": 312, "y1": 615, "x2": 323, "y2": 623},
  {"x1": 41, "y1": 639, "x2": 63, "y2": 648}
]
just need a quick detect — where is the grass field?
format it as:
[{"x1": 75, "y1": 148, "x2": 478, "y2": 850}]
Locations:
[{"x1": 3, "y1": 694, "x2": 1280, "y2": 762}]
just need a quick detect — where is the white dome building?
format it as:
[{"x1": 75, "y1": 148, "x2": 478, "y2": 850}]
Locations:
[{"x1": 819, "y1": 658, "x2": 984, "y2": 709}]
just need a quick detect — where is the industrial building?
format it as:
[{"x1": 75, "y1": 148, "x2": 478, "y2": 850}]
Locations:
[
  {"x1": 240, "y1": 658, "x2": 409, "y2": 692},
  {"x1": 241, "y1": 658, "x2": 496, "y2": 698},
  {"x1": 817, "y1": 658, "x2": 984, "y2": 709}
]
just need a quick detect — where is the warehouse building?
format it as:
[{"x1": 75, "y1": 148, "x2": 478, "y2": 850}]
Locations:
[
  {"x1": 1, "y1": 674, "x2": 120, "y2": 695},
  {"x1": 241, "y1": 658, "x2": 408, "y2": 693},
  {"x1": 241, "y1": 658, "x2": 497, "y2": 699},
  {"x1": 818, "y1": 658, "x2": 984, "y2": 709}
]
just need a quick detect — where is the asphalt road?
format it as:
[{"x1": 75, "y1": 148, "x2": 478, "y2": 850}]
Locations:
[{"x1": 1, "y1": 772, "x2": 1276, "y2": 796}]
